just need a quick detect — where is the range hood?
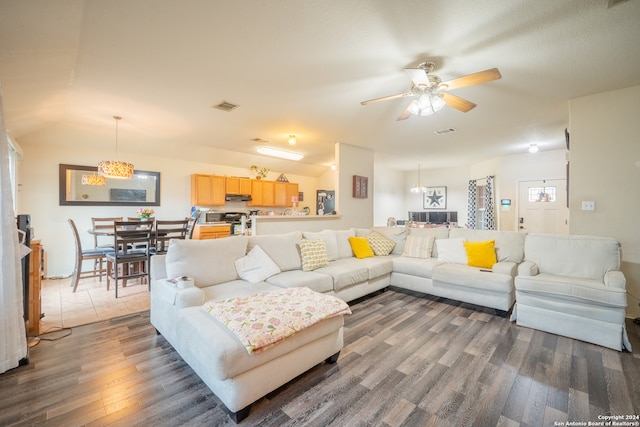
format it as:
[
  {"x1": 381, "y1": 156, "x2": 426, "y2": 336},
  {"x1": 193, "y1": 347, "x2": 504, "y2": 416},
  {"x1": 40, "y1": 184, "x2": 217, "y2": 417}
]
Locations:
[{"x1": 225, "y1": 194, "x2": 252, "y2": 202}]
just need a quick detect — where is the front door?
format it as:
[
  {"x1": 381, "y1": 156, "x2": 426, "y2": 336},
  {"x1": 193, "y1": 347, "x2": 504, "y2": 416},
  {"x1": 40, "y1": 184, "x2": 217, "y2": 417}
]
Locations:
[{"x1": 517, "y1": 179, "x2": 569, "y2": 234}]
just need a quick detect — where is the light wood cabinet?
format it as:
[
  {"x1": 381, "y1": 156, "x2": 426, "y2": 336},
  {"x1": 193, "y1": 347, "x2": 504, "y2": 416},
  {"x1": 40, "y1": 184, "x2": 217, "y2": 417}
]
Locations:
[
  {"x1": 191, "y1": 174, "x2": 226, "y2": 206},
  {"x1": 192, "y1": 224, "x2": 231, "y2": 239},
  {"x1": 274, "y1": 182, "x2": 299, "y2": 207},
  {"x1": 249, "y1": 179, "x2": 275, "y2": 206},
  {"x1": 226, "y1": 177, "x2": 252, "y2": 195},
  {"x1": 28, "y1": 239, "x2": 43, "y2": 336}
]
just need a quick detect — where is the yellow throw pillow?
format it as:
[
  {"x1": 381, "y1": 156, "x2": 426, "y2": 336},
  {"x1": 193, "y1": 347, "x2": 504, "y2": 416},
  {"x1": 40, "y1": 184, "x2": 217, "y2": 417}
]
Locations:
[
  {"x1": 348, "y1": 236, "x2": 375, "y2": 259},
  {"x1": 463, "y1": 240, "x2": 497, "y2": 269},
  {"x1": 299, "y1": 239, "x2": 329, "y2": 271}
]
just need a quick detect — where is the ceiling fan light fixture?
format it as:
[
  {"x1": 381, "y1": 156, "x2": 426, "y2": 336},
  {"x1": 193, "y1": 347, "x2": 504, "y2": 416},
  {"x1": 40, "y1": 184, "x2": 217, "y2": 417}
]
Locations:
[
  {"x1": 257, "y1": 146, "x2": 304, "y2": 161},
  {"x1": 408, "y1": 93, "x2": 445, "y2": 116}
]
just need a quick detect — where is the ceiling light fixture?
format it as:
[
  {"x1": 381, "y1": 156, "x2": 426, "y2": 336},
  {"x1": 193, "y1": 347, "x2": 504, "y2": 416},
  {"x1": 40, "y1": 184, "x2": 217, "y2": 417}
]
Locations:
[
  {"x1": 407, "y1": 92, "x2": 446, "y2": 116},
  {"x1": 256, "y1": 147, "x2": 304, "y2": 161},
  {"x1": 288, "y1": 134, "x2": 296, "y2": 145},
  {"x1": 98, "y1": 116, "x2": 134, "y2": 179},
  {"x1": 330, "y1": 163, "x2": 338, "y2": 170},
  {"x1": 529, "y1": 143, "x2": 539, "y2": 153},
  {"x1": 410, "y1": 164, "x2": 427, "y2": 193}
]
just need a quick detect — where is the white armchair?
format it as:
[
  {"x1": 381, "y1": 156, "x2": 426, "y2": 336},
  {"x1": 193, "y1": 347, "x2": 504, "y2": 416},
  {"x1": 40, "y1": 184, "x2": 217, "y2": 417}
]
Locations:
[{"x1": 512, "y1": 234, "x2": 631, "y2": 351}]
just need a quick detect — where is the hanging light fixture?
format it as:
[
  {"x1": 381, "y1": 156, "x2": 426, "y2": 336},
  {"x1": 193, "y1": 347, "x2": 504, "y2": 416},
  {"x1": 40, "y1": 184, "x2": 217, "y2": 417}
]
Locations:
[
  {"x1": 528, "y1": 143, "x2": 539, "y2": 153},
  {"x1": 81, "y1": 173, "x2": 106, "y2": 186},
  {"x1": 410, "y1": 164, "x2": 427, "y2": 193},
  {"x1": 288, "y1": 134, "x2": 297, "y2": 145},
  {"x1": 98, "y1": 116, "x2": 134, "y2": 179}
]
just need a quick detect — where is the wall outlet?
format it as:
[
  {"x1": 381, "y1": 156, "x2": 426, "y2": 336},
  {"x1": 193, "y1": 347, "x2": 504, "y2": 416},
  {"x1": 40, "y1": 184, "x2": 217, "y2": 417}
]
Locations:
[{"x1": 581, "y1": 201, "x2": 595, "y2": 211}]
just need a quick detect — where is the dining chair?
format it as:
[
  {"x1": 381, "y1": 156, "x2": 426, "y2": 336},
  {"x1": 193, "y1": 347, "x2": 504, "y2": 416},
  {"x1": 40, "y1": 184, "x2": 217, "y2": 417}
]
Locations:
[
  {"x1": 154, "y1": 219, "x2": 190, "y2": 254},
  {"x1": 105, "y1": 220, "x2": 153, "y2": 298},
  {"x1": 68, "y1": 219, "x2": 113, "y2": 292},
  {"x1": 91, "y1": 216, "x2": 122, "y2": 272},
  {"x1": 187, "y1": 212, "x2": 201, "y2": 239}
]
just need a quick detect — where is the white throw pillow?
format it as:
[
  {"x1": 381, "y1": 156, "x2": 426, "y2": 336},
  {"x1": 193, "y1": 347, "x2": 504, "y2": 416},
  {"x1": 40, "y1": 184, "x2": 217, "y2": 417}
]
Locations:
[
  {"x1": 234, "y1": 245, "x2": 281, "y2": 283},
  {"x1": 402, "y1": 235, "x2": 434, "y2": 258},
  {"x1": 436, "y1": 237, "x2": 468, "y2": 264}
]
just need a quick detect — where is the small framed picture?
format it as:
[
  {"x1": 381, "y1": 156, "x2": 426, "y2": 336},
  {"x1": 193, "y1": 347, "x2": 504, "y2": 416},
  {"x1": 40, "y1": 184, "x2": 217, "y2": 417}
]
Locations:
[
  {"x1": 352, "y1": 175, "x2": 368, "y2": 199},
  {"x1": 424, "y1": 186, "x2": 446, "y2": 209}
]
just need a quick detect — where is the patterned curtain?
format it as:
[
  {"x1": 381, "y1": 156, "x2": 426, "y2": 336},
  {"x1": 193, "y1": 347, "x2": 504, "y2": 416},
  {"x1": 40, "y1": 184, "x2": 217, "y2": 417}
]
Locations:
[
  {"x1": 485, "y1": 176, "x2": 495, "y2": 230},
  {"x1": 467, "y1": 179, "x2": 477, "y2": 229}
]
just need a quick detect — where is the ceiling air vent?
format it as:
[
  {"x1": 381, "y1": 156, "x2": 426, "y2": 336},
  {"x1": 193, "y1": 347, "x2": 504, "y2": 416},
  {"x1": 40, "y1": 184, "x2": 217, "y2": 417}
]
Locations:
[
  {"x1": 434, "y1": 128, "x2": 457, "y2": 135},
  {"x1": 213, "y1": 101, "x2": 239, "y2": 112}
]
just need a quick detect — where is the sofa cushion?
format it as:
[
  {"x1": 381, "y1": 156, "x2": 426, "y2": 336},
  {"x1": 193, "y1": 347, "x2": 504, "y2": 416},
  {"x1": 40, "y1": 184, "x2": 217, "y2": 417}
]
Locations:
[
  {"x1": 393, "y1": 256, "x2": 443, "y2": 279},
  {"x1": 402, "y1": 235, "x2": 434, "y2": 259},
  {"x1": 234, "y1": 245, "x2": 281, "y2": 283},
  {"x1": 299, "y1": 239, "x2": 330, "y2": 271},
  {"x1": 436, "y1": 237, "x2": 467, "y2": 264},
  {"x1": 515, "y1": 274, "x2": 627, "y2": 308},
  {"x1": 523, "y1": 234, "x2": 621, "y2": 280},
  {"x1": 348, "y1": 236, "x2": 374, "y2": 259},
  {"x1": 370, "y1": 226, "x2": 410, "y2": 255},
  {"x1": 331, "y1": 229, "x2": 356, "y2": 259},
  {"x1": 358, "y1": 256, "x2": 394, "y2": 278},
  {"x1": 433, "y1": 263, "x2": 513, "y2": 293},
  {"x1": 365, "y1": 231, "x2": 396, "y2": 256},
  {"x1": 248, "y1": 231, "x2": 302, "y2": 272},
  {"x1": 449, "y1": 228, "x2": 525, "y2": 263},
  {"x1": 315, "y1": 258, "x2": 369, "y2": 291},
  {"x1": 266, "y1": 270, "x2": 334, "y2": 294},
  {"x1": 463, "y1": 240, "x2": 497, "y2": 269},
  {"x1": 303, "y1": 230, "x2": 338, "y2": 261},
  {"x1": 166, "y1": 237, "x2": 248, "y2": 287}
]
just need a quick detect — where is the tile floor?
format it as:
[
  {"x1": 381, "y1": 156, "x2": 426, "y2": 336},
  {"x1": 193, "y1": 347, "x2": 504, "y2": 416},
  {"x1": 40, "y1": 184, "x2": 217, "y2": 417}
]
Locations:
[{"x1": 38, "y1": 274, "x2": 150, "y2": 334}]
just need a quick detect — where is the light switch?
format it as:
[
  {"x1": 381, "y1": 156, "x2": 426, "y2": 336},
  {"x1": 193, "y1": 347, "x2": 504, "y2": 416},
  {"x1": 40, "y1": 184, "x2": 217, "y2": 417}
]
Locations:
[{"x1": 581, "y1": 201, "x2": 595, "y2": 211}]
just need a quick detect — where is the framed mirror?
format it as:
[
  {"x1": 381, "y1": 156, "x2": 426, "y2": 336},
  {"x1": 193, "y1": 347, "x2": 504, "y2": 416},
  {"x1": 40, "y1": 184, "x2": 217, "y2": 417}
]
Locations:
[{"x1": 59, "y1": 164, "x2": 161, "y2": 206}]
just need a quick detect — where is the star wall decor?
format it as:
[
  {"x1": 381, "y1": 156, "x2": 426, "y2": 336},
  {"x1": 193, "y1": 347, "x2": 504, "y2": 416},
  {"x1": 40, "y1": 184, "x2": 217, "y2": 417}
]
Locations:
[{"x1": 424, "y1": 186, "x2": 447, "y2": 209}]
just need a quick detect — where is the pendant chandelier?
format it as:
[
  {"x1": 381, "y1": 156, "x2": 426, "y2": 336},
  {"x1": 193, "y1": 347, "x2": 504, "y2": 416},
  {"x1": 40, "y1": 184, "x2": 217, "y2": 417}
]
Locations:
[
  {"x1": 410, "y1": 164, "x2": 427, "y2": 193},
  {"x1": 81, "y1": 173, "x2": 106, "y2": 186},
  {"x1": 98, "y1": 116, "x2": 134, "y2": 179}
]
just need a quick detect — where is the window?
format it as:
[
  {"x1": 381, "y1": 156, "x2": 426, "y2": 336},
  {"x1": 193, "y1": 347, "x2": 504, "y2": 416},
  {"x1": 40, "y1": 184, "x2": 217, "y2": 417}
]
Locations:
[{"x1": 527, "y1": 186, "x2": 556, "y2": 203}]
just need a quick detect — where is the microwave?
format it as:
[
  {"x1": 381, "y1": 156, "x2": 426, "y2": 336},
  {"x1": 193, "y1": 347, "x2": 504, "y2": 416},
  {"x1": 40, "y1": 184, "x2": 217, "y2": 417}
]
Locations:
[{"x1": 204, "y1": 212, "x2": 223, "y2": 223}]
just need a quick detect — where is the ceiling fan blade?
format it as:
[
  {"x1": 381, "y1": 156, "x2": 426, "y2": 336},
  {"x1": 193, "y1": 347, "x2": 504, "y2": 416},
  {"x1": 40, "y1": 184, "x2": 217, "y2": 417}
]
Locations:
[
  {"x1": 397, "y1": 104, "x2": 413, "y2": 121},
  {"x1": 441, "y1": 92, "x2": 477, "y2": 112},
  {"x1": 361, "y1": 92, "x2": 414, "y2": 105},
  {"x1": 441, "y1": 68, "x2": 501, "y2": 91},
  {"x1": 404, "y1": 68, "x2": 429, "y2": 86}
]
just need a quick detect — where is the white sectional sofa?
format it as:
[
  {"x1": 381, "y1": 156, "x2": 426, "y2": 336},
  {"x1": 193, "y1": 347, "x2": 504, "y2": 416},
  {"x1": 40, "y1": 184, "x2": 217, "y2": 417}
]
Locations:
[{"x1": 149, "y1": 226, "x2": 630, "y2": 422}]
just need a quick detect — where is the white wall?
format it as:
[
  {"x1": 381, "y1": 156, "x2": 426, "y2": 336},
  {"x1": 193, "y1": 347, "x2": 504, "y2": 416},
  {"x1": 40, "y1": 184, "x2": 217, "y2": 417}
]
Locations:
[
  {"x1": 569, "y1": 84, "x2": 640, "y2": 319},
  {"x1": 371, "y1": 162, "x2": 404, "y2": 226},
  {"x1": 17, "y1": 141, "x2": 320, "y2": 277}
]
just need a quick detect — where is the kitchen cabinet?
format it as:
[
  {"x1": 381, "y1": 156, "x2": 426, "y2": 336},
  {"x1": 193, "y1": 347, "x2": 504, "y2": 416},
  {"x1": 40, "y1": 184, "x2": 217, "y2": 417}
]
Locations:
[
  {"x1": 192, "y1": 224, "x2": 231, "y2": 239},
  {"x1": 226, "y1": 177, "x2": 252, "y2": 195},
  {"x1": 191, "y1": 174, "x2": 226, "y2": 206},
  {"x1": 249, "y1": 179, "x2": 275, "y2": 206},
  {"x1": 274, "y1": 182, "x2": 299, "y2": 207}
]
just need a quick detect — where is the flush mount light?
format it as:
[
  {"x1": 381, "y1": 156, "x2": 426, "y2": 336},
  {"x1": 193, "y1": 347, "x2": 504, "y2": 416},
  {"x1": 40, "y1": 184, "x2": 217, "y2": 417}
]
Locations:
[
  {"x1": 529, "y1": 143, "x2": 539, "y2": 153},
  {"x1": 256, "y1": 147, "x2": 304, "y2": 161}
]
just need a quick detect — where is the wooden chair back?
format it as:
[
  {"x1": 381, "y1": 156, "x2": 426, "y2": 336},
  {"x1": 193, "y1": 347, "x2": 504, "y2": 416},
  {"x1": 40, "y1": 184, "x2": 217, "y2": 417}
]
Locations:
[{"x1": 155, "y1": 219, "x2": 190, "y2": 253}]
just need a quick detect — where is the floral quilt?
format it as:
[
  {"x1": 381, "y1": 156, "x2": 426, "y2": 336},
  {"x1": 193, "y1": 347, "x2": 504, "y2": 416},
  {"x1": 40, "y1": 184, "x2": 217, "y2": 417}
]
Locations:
[{"x1": 203, "y1": 287, "x2": 351, "y2": 354}]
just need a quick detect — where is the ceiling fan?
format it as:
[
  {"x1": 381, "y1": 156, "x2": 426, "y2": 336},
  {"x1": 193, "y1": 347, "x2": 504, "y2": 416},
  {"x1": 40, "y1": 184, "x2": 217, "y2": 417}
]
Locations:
[{"x1": 361, "y1": 61, "x2": 501, "y2": 121}]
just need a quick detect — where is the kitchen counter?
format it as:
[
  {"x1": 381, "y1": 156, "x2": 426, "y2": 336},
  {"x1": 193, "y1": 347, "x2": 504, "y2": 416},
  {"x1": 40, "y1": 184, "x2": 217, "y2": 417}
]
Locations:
[
  {"x1": 250, "y1": 214, "x2": 343, "y2": 235},
  {"x1": 193, "y1": 223, "x2": 231, "y2": 240}
]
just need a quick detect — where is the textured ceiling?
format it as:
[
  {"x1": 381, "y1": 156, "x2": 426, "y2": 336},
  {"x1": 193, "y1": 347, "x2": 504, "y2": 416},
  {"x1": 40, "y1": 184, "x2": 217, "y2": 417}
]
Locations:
[{"x1": 1, "y1": 0, "x2": 639, "y2": 176}]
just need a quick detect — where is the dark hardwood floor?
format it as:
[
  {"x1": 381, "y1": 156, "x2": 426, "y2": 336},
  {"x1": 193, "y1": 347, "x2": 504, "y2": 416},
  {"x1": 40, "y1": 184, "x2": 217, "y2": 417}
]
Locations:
[{"x1": 2, "y1": 287, "x2": 639, "y2": 426}]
